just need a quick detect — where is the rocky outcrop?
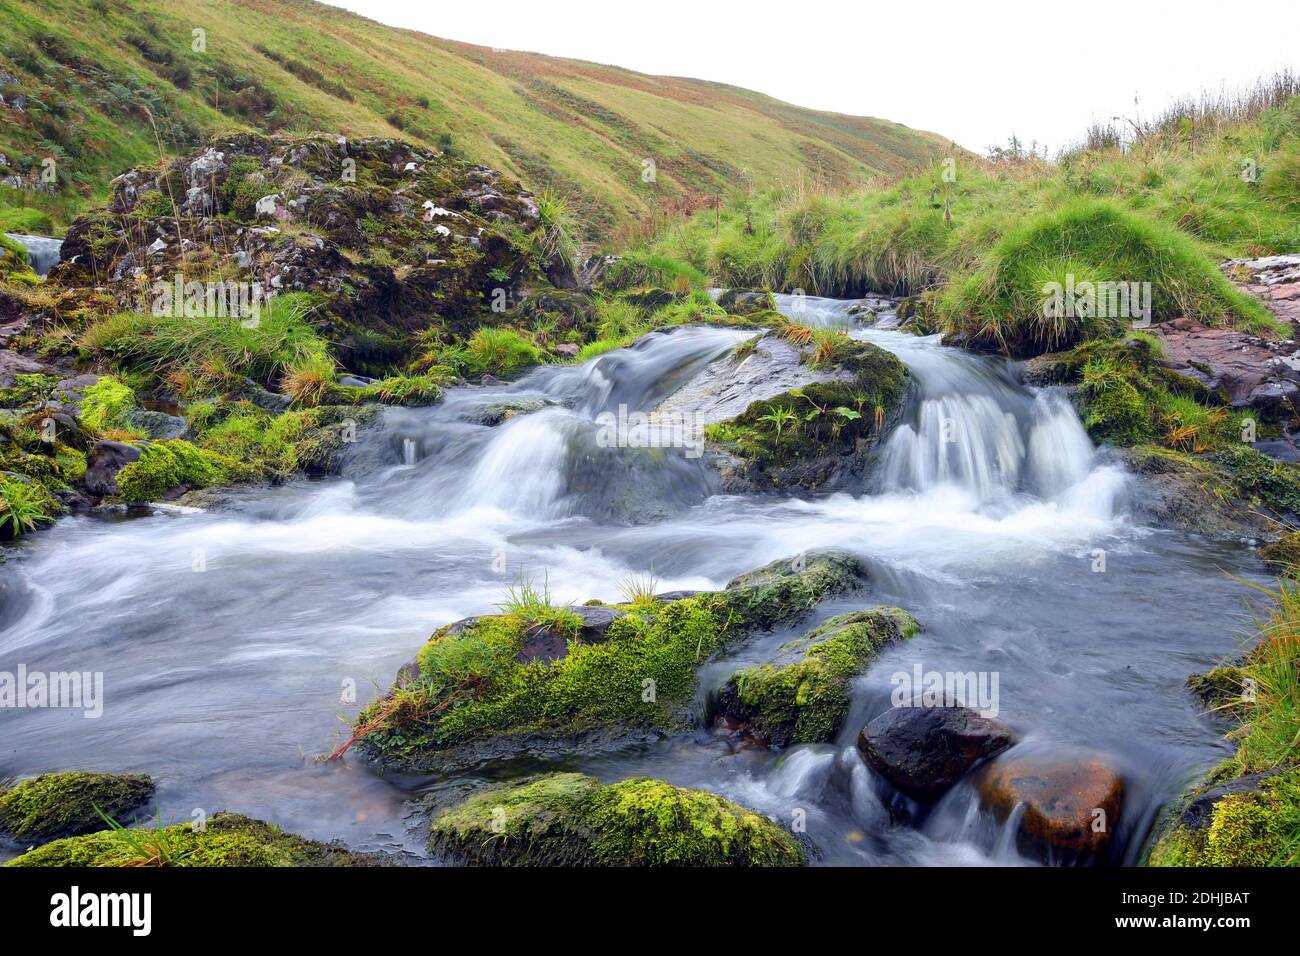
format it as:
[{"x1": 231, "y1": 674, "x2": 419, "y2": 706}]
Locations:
[
  {"x1": 1147, "y1": 766, "x2": 1298, "y2": 867},
  {"x1": 1149, "y1": 317, "x2": 1300, "y2": 415},
  {"x1": 674, "y1": 330, "x2": 909, "y2": 493},
  {"x1": 0, "y1": 771, "x2": 154, "y2": 844},
  {"x1": 713, "y1": 607, "x2": 920, "y2": 747},
  {"x1": 1223, "y1": 254, "x2": 1300, "y2": 326},
  {"x1": 353, "y1": 551, "x2": 869, "y2": 772},
  {"x1": 1118, "y1": 446, "x2": 1278, "y2": 539},
  {"x1": 857, "y1": 705, "x2": 1015, "y2": 801},
  {"x1": 977, "y1": 756, "x2": 1124, "y2": 861},
  {"x1": 427, "y1": 772, "x2": 804, "y2": 867}
]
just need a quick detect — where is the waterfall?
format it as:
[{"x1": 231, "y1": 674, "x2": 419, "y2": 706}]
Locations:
[{"x1": 5, "y1": 233, "x2": 63, "y2": 276}]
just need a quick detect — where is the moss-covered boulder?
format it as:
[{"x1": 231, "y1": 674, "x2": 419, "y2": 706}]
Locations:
[
  {"x1": 1259, "y1": 531, "x2": 1300, "y2": 574},
  {"x1": 428, "y1": 772, "x2": 804, "y2": 867},
  {"x1": 5, "y1": 812, "x2": 382, "y2": 867},
  {"x1": 0, "y1": 772, "x2": 154, "y2": 843},
  {"x1": 713, "y1": 607, "x2": 919, "y2": 746},
  {"x1": 699, "y1": 329, "x2": 910, "y2": 492},
  {"x1": 353, "y1": 550, "x2": 868, "y2": 771},
  {"x1": 1120, "y1": 445, "x2": 1278, "y2": 539},
  {"x1": 1147, "y1": 766, "x2": 1299, "y2": 867}
]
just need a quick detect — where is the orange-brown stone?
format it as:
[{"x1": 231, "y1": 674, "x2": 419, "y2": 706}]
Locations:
[{"x1": 978, "y1": 758, "x2": 1123, "y2": 859}]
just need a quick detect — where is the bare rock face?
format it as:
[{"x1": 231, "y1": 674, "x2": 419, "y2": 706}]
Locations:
[
  {"x1": 977, "y1": 757, "x2": 1123, "y2": 860},
  {"x1": 1149, "y1": 317, "x2": 1300, "y2": 414},
  {"x1": 1223, "y1": 254, "x2": 1300, "y2": 327},
  {"x1": 858, "y1": 705, "x2": 1015, "y2": 801}
]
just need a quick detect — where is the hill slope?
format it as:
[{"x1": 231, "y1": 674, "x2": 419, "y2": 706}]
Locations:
[{"x1": 0, "y1": 0, "x2": 952, "y2": 238}]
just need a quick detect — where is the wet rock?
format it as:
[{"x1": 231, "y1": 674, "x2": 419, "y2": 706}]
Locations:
[
  {"x1": 0, "y1": 771, "x2": 154, "y2": 843},
  {"x1": 716, "y1": 608, "x2": 920, "y2": 747},
  {"x1": 654, "y1": 589, "x2": 703, "y2": 602},
  {"x1": 471, "y1": 397, "x2": 551, "y2": 426},
  {"x1": 82, "y1": 440, "x2": 142, "y2": 498},
  {"x1": 428, "y1": 772, "x2": 804, "y2": 867},
  {"x1": 1118, "y1": 446, "x2": 1275, "y2": 539},
  {"x1": 858, "y1": 705, "x2": 1015, "y2": 800},
  {"x1": 977, "y1": 757, "x2": 1123, "y2": 860},
  {"x1": 716, "y1": 289, "x2": 776, "y2": 316},
  {"x1": 1222, "y1": 254, "x2": 1300, "y2": 327}
]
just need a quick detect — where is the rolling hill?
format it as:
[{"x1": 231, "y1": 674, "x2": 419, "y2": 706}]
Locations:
[{"x1": 0, "y1": 0, "x2": 953, "y2": 239}]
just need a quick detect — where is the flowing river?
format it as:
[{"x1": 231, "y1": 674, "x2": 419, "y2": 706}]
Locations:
[{"x1": 0, "y1": 295, "x2": 1267, "y2": 865}]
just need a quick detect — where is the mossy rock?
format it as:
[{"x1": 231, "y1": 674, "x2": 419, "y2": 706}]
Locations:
[
  {"x1": 1185, "y1": 665, "x2": 1250, "y2": 721},
  {"x1": 429, "y1": 772, "x2": 804, "y2": 867},
  {"x1": 5, "y1": 812, "x2": 384, "y2": 867},
  {"x1": 714, "y1": 607, "x2": 920, "y2": 746},
  {"x1": 114, "y1": 439, "x2": 248, "y2": 502},
  {"x1": 0, "y1": 772, "x2": 154, "y2": 843},
  {"x1": 355, "y1": 550, "x2": 868, "y2": 771},
  {"x1": 704, "y1": 336, "x2": 909, "y2": 492},
  {"x1": 1259, "y1": 531, "x2": 1300, "y2": 574},
  {"x1": 1147, "y1": 766, "x2": 1300, "y2": 867}
]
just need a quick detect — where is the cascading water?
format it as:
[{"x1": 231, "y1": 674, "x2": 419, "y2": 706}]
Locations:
[
  {"x1": 0, "y1": 293, "x2": 1265, "y2": 865},
  {"x1": 4, "y1": 233, "x2": 62, "y2": 277}
]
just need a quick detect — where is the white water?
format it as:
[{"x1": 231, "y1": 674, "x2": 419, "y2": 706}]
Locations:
[{"x1": 0, "y1": 295, "x2": 1264, "y2": 865}]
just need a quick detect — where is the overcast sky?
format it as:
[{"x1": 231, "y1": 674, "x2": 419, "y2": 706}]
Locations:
[{"x1": 323, "y1": 0, "x2": 1300, "y2": 154}]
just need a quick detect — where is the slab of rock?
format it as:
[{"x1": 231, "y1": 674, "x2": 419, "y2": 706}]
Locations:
[
  {"x1": 977, "y1": 757, "x2": 1123, "y2": 860},
  {"x1": 82, "y1": 440, "x2": 142, "y2": 498},
  {"x1": 1223, "y1": 254, "x2": 1300, "y2": 326},
  {"x1": 858, "y1": 705, "x2": 1015, "y2": 800},
  {"x1": 0, "y1": 350, "x2": 51, "y2": 389},
  {"x1": 1149, "y1": 317, "x2": 1300, "y2": 414}
]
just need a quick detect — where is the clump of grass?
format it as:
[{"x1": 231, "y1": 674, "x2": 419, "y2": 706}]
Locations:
[
  {"x1": 533, "y1": 191, "x2": 582, "y2": 274},
  {"x1": 92, "y1": 807, "x2": 193, "y2": 867},
  {"x1": 496, "y1": 572, "x2": 582, "y2": 640},
  {"x1": 460, "y1": 327, "x2": 541, "y2": 377},
  {"x1": 82, "y1": 292, "x2": 330, "y2": 396},
  {"x1": 0, "y1": 476, "x2": 55, "y2": 537},
  {"x1": 618, "y1": 569, "x2": 660, "y2": 608},
  {"x1": 281, "y1": 352, "x2": 337, "y2": 407},
  {"x1": 1232, "y1": 577, "x2": 1300, "y2": 775}
]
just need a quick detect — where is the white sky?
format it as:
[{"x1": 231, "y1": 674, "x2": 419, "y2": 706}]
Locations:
[{"x1": 323, "y1": 0, "x2": 1300, "y2": 154}]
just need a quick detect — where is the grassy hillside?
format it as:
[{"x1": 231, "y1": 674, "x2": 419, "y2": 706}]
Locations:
[
  {"x1": 0, "y1": 0, "x2": 951, "y2": 238},
  {"x1": 641, "y1": 73, "x2": 1300, "y2": 353}
]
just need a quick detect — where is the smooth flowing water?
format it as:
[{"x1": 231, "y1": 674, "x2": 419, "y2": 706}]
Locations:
[
  {"x1": 4, "y1": 234, "x2": 62, "y2": 277},
  {"x1": 0, "y1": 296, "x2": 1266, "y2": 864}
]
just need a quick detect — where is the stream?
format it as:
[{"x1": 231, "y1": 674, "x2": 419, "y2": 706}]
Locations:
[{"x1": 0, "y1": 295, "x2": 1267, "y2": 865}]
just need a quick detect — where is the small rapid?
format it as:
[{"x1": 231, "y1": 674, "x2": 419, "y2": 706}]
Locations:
[{"x1": 0, "y1": 294, "x2": 1266, "y2": 865}]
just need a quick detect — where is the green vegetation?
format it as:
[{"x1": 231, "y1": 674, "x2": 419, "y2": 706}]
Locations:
[
  {"x1": 0, "y1": 771, "x2": 153, "y2": 842},
  {"x1": 77, "y1": 375, "x2": 136, "y2": 433},
  {"x1": 0, "y1": 0, "x2": 947, "y2": 235},
  {"x1": 0, "y1": 233, "x2": 39, "y2": 285},
  {"x1": 6, "y1": 812, "x2": 378, "y2": 866},
  {"x1": 114, "y1": 439, "x2": 244, "y2": 502},
  {"x1": 717, "y1": 608, "x2": 920, "y2": 746},
  {"x1": 428, "y1": 772, "x2": 804, "y2": 866},
  {"x1": 349, "y1": 552, "x2": 867, "y2": 770},
  {"x1": 642, "y1": 79, "x2": 1300, "y2": 355},
  {"x1": 81, "y1": 292, "x2": 329, "y2": 398},
  {"x1": 0, "y1": 474, "x2": 57, "y2": 537}
]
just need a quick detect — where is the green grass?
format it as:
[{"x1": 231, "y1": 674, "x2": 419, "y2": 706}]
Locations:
[
  {"x1": 0, "y1": 475, "x2": 55, "y2": 536},
  {"x1": 0, "y1": 0, "x2": 948, "y2": 235},
  {"x1": 638, "y1": 87, "x2": 1300, "y2": 355},
  {"x1": 81, "y1": 291, "x2": 329, "y2": 396}
]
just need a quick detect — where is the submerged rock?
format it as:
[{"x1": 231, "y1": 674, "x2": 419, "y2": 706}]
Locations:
[
  {"x1": 6, "y1": 812, "x2": 384, "y2": 867},
  {"x1": 858, "y1": 705, "x2": 1015, "y2": 801},
  {"x1": 354, "y1": 550, "x2": 868, "y2": 772},
  {"x1": 428, "y1": 772, "x2": 804, "y2": 866},
  {"x1": 0, "y1": 771, "x2": 154, "y2": 843},
  {"x1": 977, "y1": 757, "x2": 1123, "y2": 860},
  {"x1": 713, "y1": 607, "x2": 920, "y2": 747}
]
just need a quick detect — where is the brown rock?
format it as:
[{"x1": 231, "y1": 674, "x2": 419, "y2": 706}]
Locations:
[
  {"x1": 1150, "y1": 317, "x2": 1300, "y2": 414},
  {"x1": 977, "y1": 757, "x2": 1123, "y2": 859},
  {"x1": 858, "y1": 705, "x2": 1015, "y2": 801}
]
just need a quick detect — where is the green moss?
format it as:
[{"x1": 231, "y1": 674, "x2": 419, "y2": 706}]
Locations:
[
  {"x1": 719, "y1": 607, "x2": 920, "y2": 746},
  {"x1": 0, "y1": 373, "x2": 58, "y2": 409},
  {"x1": 0, "y1": 772, "x2": 154, "y2": 842},
  {"x1": 428, "y1": 772, "x2": 804, "y2": 866},
  {"x1": 0, "y1": 233, "x2": 39, "y2": 284},
  {"x1": 705, "y1": 336, "x2": 908, "y2": 469},
  {"x1": 78, "y1": 376, "x2": 136, "y2": 433},
  {"x1": 1149, "y1": 768, "x2": 1300, "y2": 867},
  {"x1": 1213, "y1": 445, "x2": 1300, "y2": 513},
  {"x1": 114, "y1": 439, "x2": 245, "y2": 502},
  {"x1": 1259, "y1": 532, "x2": 1300, "y2": 574},
  {"x1": 356, "y1": 551, "x2": 867, "y2": 770},
  {"x1": 6, "y1": 812, "x2": 379, "y2": 867}
]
